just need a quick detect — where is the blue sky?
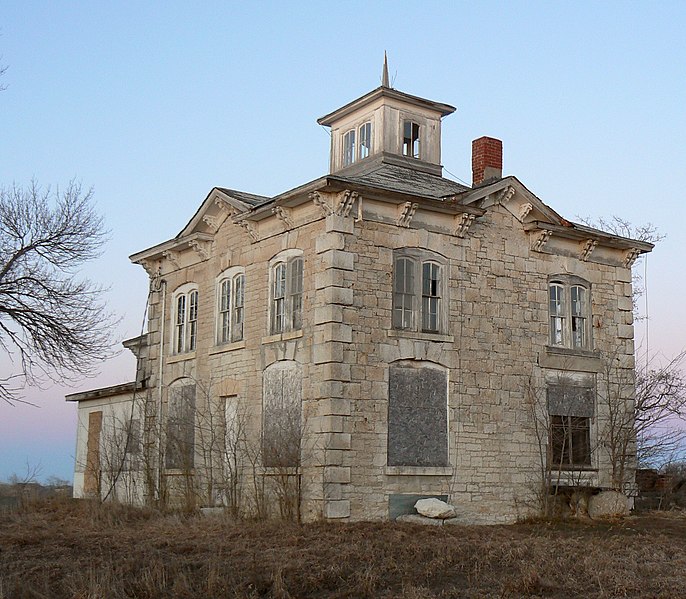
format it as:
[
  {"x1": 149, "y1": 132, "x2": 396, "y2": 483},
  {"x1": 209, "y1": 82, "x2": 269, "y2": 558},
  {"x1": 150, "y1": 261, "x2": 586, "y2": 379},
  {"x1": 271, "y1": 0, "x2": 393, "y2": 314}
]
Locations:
[{"x1": 1, "y1": 1, "x2": 685, "y2": 481}]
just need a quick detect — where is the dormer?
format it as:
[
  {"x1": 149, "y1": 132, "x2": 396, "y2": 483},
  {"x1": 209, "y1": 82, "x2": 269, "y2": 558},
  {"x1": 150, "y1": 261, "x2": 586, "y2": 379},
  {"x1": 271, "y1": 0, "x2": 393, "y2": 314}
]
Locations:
[{"x1": 317, "y1": 59, "x2": 456, "y2": 176}]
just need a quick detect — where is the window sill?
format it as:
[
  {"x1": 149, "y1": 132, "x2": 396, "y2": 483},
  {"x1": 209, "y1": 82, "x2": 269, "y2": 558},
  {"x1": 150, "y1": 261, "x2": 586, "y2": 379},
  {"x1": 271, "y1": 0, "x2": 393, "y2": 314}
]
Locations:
[
  {"x1": 385, "y1": 466, "x2": 453, "y2": 476},
  {"x1": 388, "y1": 330, "x2": 454, "y2": 343},
  {"x1": 210, "y1": 340, "x2": 246, "y2": 355},
  {"x1": 545, "y1": 345, "x2": 599, "y2": 358},
  {"x1": 262, "y1": 330, "x2": 304, "y2": 344},
  {"x1": 540, "y1": 346, "x2": 601, "y2": 373},
  {"x1": 166, "y1": 351, "x2": 196, "y2": 364}
]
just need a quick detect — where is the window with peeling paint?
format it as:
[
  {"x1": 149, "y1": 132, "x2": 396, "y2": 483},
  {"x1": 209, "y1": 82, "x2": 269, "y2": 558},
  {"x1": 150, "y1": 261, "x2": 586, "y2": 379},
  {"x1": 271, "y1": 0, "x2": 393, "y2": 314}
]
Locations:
[
  {"x1": 172, "y1": 285, "x2": 199, "y2": 354},
  {"x1": 392, "y1": 249, "x2": 446, "y2": 334},
  {"x1": 270, "y1": 254, "x2": 304, "y2": 335},
  {"x1": 217, "y1": 270, "x2": 245, "y2": 344},
  {"x1": 548, "y1": 276, "x2": 591, "y2": 350}
]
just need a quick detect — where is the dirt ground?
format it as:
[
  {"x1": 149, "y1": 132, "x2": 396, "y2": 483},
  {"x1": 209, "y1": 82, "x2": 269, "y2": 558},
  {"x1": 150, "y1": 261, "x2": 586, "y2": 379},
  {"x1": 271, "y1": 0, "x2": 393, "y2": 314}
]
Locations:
[{"x1": 1, "y1": 500, "x2": 686, "y2": 598}]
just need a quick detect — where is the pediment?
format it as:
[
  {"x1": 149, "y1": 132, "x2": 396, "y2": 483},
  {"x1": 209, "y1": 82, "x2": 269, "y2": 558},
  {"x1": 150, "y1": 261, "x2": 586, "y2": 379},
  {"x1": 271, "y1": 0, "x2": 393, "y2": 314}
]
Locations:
[
  {"x1": 451, "y1": 176, "x2": 565, "y2": 227},
  {"x1": 179, "y1": 187, "x2": 267, "y2": 237}
]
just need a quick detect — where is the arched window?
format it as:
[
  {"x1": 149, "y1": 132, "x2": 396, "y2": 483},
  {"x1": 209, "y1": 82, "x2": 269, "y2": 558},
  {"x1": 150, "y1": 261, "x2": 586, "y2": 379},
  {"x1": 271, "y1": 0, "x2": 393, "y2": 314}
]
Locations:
[
  {"x1": 548, "y1": 276, "x2": 591, "y2": 350},
  {"x1": 392, "y1": 249, "x2": 446, "y2": 333},
  {"x1": 343, "y1": 129, "x2": 356, "y2": 166},
  {"x1": 216, "y1": 268, "x2": 245, "y2": 344},
  {"x1": 171, "y1": 284, "x2": 199, "y2": 354},
  {"x1": 358, "y1": 121, "x2": 372, "y2": 160},
  {"x1": 270, "y1": 250, "x2": 304, "y2": 335}
]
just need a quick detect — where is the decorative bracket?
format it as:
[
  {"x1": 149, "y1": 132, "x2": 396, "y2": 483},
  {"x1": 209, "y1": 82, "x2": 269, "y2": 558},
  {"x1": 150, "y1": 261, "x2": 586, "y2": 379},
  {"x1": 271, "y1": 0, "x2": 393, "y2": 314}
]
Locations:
[
  {"x1": 202, "y1": 214, "x2": 219, "y2": 232},
  {"x1": 188, "y1": 239, "x2": 212, "y2": 261},
  {"x1": 579, "y1": 239, "x2": 597, "y2": 262},
  {"x1": 396, "y1": 201, "x2": 418, "y2": 228},
  {"x1": 236, "y1": 219, "x2": 258, "y2": 242},
  {"x1": 625, "y1": 248, "x2": 641, "y2": 268},
  {"x1": 519, "y1": 202, "x2": 534, "y2": 221},
  {"x1": 309, "y1": 191, "x2": 333, "y2": 216},
  {"x1": 496, "y1": 185, "x2": 516, "y2": 205},
  {"x1": 531, "y1": 230, "x2": 553, "y2": 252},
  {"x1": 454, "y1": 213, "x2": 475, "y2": 238},
  {"x1": 272, "y1": 206, "x2": 293, "y2": 229},
  {"x1": 162, "y1": 250, "x2": 180, "y2": 270},
  {"x1": 140, "y1": 259, "x2": 160, "y2": 278},
  {"x1": 335, "y1": 190, "x2": 358, "y2": 217},
  {"x1": 214, "y1": 197, "x2": 235, "y2": 217}
]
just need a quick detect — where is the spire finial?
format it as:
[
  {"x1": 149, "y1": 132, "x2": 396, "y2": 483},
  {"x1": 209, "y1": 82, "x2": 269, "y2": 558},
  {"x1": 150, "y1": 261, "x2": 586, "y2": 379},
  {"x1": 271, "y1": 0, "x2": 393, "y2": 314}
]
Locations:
[{"x1": 382, "y1": 51, "x2": 390, "y2": 88}]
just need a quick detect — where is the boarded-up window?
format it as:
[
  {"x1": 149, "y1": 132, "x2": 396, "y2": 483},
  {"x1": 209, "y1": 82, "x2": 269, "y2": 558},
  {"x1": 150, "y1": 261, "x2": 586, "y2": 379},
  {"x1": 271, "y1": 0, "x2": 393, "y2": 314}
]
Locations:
[
  {"x1": 388, "y1": 365, "x2": 448, "y2": 467},
  {"x1": 263, "y1": 362, "x2": 301, "y2": 467},
  {"x1": 547, "y1": 385, "x2": 594, "y2": 468},
  {"x1": 84, "y1": 411, "x2": 102, "y2": 496},
  {"x1": 166, "y1": 383, "x2": 196, "y2": 469}
]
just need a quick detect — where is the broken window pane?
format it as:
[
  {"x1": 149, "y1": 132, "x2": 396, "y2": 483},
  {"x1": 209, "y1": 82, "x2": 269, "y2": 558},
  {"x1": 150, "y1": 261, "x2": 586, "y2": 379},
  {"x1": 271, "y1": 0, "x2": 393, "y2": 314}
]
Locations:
[
  {"x1": 571, "y1": 285, "x2": 586, "y2": 348},
  {"x1": 232, "y1": 274, "x2": 244, "y2": 342},
  {"x1": 549, "y1": 283, "x2": 564, "y2": 346},
  {"x1": 403, "y1": 121, "x2": 420, "y2": 158}
]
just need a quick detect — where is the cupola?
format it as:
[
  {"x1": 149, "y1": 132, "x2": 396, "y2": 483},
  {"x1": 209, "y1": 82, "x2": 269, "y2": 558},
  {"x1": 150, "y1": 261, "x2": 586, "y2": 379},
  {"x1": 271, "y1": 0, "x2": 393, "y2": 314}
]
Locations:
[{"x1": 317, "y1": 55, "x2": 456, "y2": 177}]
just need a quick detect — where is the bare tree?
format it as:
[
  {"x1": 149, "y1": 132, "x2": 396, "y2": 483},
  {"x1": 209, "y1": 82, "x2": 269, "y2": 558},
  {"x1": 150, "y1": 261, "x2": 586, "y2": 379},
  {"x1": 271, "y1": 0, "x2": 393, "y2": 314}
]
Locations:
[
  {"x1": 0, "y1": 181, "x2": 115, "y2": 404},
  {"x1": 600, "y1": 350, "x2": 686, "y2": 481}
]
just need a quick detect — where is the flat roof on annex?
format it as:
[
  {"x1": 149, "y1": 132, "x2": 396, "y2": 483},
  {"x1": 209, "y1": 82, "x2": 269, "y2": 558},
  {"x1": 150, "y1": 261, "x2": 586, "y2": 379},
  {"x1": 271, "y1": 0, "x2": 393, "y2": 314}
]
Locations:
[{"x1": 318, "y1": 57, "x2": 456, "y2": 177}]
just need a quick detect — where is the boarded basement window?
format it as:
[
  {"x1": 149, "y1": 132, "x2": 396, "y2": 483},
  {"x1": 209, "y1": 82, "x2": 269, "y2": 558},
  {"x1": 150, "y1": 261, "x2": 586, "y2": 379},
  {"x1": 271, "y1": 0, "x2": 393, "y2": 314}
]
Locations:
[
  {"x1": 388, "y1": 364, "x2": 448, "y2": 467},
  {"x1": 263, "y1": 361, "x2": 302, "y2": 468}
]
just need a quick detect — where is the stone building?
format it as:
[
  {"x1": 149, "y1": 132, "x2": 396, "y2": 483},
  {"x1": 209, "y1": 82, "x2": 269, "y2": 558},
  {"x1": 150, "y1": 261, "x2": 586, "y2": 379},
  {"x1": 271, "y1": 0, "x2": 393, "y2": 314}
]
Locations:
[{"x1": 68, "y1": 65, "x2": 652, "y2": 523}]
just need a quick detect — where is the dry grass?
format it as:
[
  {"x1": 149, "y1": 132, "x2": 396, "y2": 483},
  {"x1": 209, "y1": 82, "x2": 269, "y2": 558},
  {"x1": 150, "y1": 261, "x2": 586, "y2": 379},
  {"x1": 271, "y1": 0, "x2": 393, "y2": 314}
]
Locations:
[{"x1": 2, "y1": 499, "x2": 686, "y2": 598}]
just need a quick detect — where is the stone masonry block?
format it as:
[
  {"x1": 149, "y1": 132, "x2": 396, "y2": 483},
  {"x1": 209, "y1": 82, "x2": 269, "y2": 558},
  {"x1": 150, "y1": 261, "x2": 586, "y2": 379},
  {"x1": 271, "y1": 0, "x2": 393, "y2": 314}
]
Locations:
[
  {"x1": 314, "y1": 269, "x2": 348, "y2": 290},
  {"x1": 324, "y1": 466, "x2": 351, "y2": 484},
  {"x1": 314, "y1": 305, "x2": 344, "y2": 325},
  {"x1": 315, "y1": 232, "x2": 346, "y2": 254},
  {"x1": 321, "y1": 362, "x2": 351, "y2": 382},
  {"x1": 326, "y1": 432, "x2": 352, "y2": 450},
  {"x1": 325, "y1": 215, "x2": 354, "y2": 234},
  {"x1": 321, "y1": 286, "x2": 354, "y2": 306},
  {"x1": 321, "y1": 249, "x2": 355, "y2": 271},
  {"x1": 312, "y1": 342, "x2": 344, "y2": 364}
]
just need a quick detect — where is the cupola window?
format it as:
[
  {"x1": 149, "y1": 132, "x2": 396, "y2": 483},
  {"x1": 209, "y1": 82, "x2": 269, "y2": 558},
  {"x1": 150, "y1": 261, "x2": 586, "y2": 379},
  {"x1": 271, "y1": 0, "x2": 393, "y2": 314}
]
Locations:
[{"x1": 402, "y1": 121, "x2": 420, "y2": 158}]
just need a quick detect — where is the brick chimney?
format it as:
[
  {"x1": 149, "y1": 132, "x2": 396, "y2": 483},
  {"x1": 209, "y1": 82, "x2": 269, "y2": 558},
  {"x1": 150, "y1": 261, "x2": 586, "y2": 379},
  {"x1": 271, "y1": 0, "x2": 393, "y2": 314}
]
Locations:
[{"x1": 472, "y1": 136, "x2": 503, "y2": 186}]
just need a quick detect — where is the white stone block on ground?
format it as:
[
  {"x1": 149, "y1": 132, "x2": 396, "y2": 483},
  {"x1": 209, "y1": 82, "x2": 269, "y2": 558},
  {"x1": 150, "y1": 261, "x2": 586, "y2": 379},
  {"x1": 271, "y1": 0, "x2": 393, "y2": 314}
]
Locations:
[
  {"x1": 414, "y1": 498, "x2": 456, "y2": 519},
  {"x1": 588, "y1": 491, "x2": 630, "y2": 519}
]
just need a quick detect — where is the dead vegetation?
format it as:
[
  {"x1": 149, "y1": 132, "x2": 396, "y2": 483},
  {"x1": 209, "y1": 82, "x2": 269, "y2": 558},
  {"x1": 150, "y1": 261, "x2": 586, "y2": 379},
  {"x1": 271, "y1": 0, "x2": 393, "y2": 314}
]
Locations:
[{"x1": 2, "y1": 500, "x2": 686, "y2": 598}]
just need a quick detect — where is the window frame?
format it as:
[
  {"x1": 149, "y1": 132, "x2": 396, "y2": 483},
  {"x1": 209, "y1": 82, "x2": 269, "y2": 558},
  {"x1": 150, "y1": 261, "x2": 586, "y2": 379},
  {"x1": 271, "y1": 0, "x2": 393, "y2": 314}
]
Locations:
[
  {"x1": 392, "y1": 249, "x2": 447, "y2": 334},
  {"x1": 343, "y1": 129, "x2": 356, "y2": 167},
  {"x1": 546, "y1": 375, "x2": 595, "y2": 471},
  {"x1": 402, "y1": 120, "x2": 421, "y2": 159},
  {"x1": 269, "y1": 250, "x2": 304, "y2": 336},
  {"x1": 171, "y1": 284, "x2": 199, "y2": 354},
  {"x1": 358, "y1": 121, "x2": 372, "y2": 160},
  {"x1": 216, "y1": 268, "x2": 246, "y2": 345},
  {"x1": 548, "y1": 275, "x2": 592, "y2": 351}
]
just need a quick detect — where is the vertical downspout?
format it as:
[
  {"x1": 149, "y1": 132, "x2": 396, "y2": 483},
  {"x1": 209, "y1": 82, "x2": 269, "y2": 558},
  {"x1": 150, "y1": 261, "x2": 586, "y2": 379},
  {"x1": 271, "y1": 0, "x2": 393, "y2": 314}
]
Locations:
[{"x1": 156, "y1": 278, "x2": 167, "y2": 503}]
